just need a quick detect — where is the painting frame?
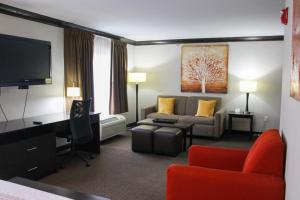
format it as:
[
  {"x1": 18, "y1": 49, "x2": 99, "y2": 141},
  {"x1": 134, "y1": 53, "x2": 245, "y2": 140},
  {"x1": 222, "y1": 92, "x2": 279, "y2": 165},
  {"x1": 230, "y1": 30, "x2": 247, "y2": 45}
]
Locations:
[
  {"x1": 181, "y1": 44, "x2": 229, "y2": 93},
  {"x1": 290, "y1": 0, "x2": 300, "y2": 100}
]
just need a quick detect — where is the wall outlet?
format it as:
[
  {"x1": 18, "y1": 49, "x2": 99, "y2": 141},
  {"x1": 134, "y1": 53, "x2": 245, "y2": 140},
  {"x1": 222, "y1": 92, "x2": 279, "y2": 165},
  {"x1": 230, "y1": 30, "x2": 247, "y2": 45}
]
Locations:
[{"x1": 264, "y1": 115, "x2": 269, "y2": 122}]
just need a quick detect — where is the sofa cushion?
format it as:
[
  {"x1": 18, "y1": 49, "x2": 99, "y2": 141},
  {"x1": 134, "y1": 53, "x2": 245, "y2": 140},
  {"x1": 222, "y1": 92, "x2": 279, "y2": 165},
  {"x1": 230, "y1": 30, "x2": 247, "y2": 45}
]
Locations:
[
  {"x1": 242, "y1": 129, "x2": 285, "y2": 177},
  {"x1": 179, "y1": 115, "x2": 214, "y2": 125},
  {"x1": 185, "y1": 96, "x2": 222, "y2": 116},
  {"x1": 147, "y1": 113, "x2": 180, "y2": 120},
  {"x1": 158, "y1": 97, "x2": 176, "y2": 115},
  {"x1": 195, "y1": 100, "x2": 217, "y2": 117},
  {"x1": 157, "y1": 95, "x2": 187, "y2": 115}
]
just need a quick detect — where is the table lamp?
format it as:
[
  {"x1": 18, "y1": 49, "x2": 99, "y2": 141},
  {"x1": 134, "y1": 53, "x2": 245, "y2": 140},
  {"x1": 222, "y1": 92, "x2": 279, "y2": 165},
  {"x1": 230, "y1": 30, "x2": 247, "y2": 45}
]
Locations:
[
  {"x1": 67, "y1": 86, "x2": 80, "y2": 98},
  {"x1": 128, "y1": 72, "x2": 147, "y2": 123},
  {"x1": 239, "y1": 80, "x2": 257, "y2": 114}
]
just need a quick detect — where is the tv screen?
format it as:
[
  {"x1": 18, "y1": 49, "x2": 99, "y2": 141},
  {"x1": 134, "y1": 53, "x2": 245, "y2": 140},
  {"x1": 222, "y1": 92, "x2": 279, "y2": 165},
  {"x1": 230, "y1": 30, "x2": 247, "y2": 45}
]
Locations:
[{"x1": 0, "y1": 34, "x2": 51, "y2": 87}]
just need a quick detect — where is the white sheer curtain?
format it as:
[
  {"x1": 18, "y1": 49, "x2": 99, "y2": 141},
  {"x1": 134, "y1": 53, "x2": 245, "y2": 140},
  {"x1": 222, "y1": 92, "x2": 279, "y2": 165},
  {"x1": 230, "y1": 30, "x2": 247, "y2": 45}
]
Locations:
[{"x1": 93, "y1": 36, "x2": 111, "y2": 116}]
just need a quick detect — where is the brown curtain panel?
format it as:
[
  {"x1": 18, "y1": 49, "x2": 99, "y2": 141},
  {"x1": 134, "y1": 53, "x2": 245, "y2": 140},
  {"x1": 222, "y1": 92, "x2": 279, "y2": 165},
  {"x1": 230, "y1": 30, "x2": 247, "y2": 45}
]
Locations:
[
  {"x1": 64, "y1": 28, "x2": 95, "y2": 111},
  {"x1": 109, "y1": 40, "x2": 128, "y2": 114}
]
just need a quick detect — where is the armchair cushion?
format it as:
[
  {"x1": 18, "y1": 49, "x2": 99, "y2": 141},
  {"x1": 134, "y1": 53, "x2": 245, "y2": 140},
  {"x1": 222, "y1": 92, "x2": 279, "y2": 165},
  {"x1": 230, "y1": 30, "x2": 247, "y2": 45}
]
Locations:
[
  {"x1": 167, "y1": 164, "x2": 285, "y2": 200},
  {"x1": 243, "y1": 129, "x2": 285, "y2": 177},
  {"x1": 188, "y1": 145, "x2": 248, "y2": 171}
]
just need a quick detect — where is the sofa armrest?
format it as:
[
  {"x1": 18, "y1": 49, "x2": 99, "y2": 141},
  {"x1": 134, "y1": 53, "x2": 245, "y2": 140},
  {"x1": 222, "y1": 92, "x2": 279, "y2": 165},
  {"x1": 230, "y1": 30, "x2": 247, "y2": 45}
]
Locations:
[
  {"x1": 167, "y1": 164, "x2": 284, "y2": 200},
  {"x1": 188, "y1": 145, "x2": 249, "y2": 171},
  {"x1": 141, "y1": 105, "x2": 156, "y2": 120},
  {"x1": 213, "y1": 108, "x2": 225, "y2": 137}
]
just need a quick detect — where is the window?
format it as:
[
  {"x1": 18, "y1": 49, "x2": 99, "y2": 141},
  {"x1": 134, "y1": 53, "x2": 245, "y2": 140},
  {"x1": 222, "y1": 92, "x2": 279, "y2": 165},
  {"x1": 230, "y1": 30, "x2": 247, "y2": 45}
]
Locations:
[{"x1": 93, "y1": 36, "x2": 111, "y2": 116}]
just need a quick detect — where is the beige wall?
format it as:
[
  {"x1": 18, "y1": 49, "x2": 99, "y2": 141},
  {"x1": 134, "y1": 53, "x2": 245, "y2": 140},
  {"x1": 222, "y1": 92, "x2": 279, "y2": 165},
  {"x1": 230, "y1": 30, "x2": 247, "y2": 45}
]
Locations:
[
  {"x1": 127, "y1": 41, "x2": 283, "y2": 132},
  {"x1": 0, "y1": 14, "x2": 65, "y2": 121},
  {"x1": 280, "y1": 0, "x2": 300, "y2": 199}
]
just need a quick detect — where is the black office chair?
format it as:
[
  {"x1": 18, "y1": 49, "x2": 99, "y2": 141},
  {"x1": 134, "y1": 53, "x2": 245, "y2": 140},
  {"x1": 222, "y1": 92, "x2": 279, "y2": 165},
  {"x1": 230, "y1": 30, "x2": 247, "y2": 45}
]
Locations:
[{"x1": 56, "y1": 99, "x2": 94, "y2": 167}]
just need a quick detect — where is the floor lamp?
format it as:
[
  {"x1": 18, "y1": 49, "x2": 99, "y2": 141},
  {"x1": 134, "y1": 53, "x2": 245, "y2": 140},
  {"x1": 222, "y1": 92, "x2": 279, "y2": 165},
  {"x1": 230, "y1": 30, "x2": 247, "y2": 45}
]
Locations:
[
  {"x1": 128, "y1": 72, "x2": 147, "y2": 123},
  {"x1": 239, "y1": 80, "x2": 257, "y2": 114}
]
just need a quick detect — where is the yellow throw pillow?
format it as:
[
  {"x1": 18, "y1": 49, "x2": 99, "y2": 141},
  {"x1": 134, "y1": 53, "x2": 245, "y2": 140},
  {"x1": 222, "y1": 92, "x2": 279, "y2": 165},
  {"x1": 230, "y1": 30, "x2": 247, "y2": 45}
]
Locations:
[
  {"x1": 158, "y1": 98, "x2": 176, "y2": 115},
  {"x1": 195, "y1": 100, "x2": 217, "y2": 117}
]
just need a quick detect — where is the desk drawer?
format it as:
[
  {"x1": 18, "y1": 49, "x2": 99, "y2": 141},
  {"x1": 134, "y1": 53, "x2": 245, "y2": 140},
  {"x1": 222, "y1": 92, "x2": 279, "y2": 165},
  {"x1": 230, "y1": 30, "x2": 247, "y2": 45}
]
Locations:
[
  {"x1": 21, "y1": 157, "x2": 56, "y2": 180},
  {"x1": 21, "y1": 132, "x2": 56, "y2": 160},
  {"x1": 0, "y1": 132, "x2": 56, "y2": 180}
]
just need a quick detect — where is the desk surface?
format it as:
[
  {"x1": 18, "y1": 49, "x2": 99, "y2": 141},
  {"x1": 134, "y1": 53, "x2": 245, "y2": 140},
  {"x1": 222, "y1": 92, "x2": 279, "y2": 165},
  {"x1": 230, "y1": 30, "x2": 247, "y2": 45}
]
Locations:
[
  {"x1": 0, "y1": 112, "x2": 100, "y2": 134},
  {"x1": 10, "y1": 177, "x2": 109, "y2": 200}
]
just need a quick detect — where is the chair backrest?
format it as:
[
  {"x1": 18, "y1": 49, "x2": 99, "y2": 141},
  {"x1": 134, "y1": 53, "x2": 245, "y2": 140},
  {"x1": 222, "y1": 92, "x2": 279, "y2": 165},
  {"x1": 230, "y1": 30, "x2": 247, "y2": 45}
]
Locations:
[
  {"x1": 242, "y1": 129, "x2": 285, "y2": 177},
  {"x1": 70, "y1": 99, "x2": 94, "y2": 145}
]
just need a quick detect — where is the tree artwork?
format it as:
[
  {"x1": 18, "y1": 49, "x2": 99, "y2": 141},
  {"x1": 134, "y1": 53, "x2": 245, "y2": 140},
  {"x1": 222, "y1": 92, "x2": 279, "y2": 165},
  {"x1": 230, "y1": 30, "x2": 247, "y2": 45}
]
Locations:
[
  {"x1": 181, "y1": 45, "x2": 228, "y2": 93},
  {"x1": 290, "y1": 0, "x2": 300, "y2": 100}
]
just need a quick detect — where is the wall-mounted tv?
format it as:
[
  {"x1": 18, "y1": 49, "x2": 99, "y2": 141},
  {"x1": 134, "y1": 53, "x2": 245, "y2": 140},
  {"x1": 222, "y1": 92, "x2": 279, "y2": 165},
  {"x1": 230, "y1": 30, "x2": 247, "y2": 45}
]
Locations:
[{"x1": 0, "y1": 34, "x2": 51, "y2": 87}]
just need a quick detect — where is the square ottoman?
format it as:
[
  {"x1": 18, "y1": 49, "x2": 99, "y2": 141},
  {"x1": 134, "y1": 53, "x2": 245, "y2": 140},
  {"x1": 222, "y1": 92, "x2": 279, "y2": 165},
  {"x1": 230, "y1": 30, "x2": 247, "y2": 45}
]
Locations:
[
  {"x1": 131, "y1": 125, "x2": 158, "y2": 153},
  {"x1": 154, "y1": 127, "x2": 183, "y2": 156}
]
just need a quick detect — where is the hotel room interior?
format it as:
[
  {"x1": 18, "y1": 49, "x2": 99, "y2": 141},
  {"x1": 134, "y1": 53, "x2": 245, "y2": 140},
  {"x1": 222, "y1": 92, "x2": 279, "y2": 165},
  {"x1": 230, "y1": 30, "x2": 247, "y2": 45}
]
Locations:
[{"x1": 0, "y1": 0, "x2": 299, "y2": 199}]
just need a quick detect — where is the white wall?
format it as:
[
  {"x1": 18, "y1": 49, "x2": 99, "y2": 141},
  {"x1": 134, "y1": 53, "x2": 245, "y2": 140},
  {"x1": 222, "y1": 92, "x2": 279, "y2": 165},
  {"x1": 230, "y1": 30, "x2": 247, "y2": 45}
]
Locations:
[
  {"x1": 0, "y1": 14, "x2": 64, "y2": 121},
  {"x1": 127, "y1": 41, "x2": 283, "y2": 132},
  {"x1": 280, "y1": 0, "x2": 300, "y2": 199}
]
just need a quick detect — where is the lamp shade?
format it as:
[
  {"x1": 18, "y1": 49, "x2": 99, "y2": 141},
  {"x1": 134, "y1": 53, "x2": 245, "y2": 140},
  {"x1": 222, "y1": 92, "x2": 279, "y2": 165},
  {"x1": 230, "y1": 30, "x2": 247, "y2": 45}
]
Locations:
[
  {"x1": 239, "y1": 81, "x2": 257, "y2": 93},
  {"x1": 128, "y1": 72, "x2": 147, "y2": 83},
  {"x1": 67, "y1": 87, "x2": 80, "y2": 97}
]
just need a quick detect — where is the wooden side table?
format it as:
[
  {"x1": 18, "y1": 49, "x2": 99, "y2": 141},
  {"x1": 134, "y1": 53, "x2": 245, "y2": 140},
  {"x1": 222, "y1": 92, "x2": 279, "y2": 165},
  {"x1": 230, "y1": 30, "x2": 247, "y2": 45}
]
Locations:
[{"x1": 228, "y1": 111, "x2": 255, "y2": 138}]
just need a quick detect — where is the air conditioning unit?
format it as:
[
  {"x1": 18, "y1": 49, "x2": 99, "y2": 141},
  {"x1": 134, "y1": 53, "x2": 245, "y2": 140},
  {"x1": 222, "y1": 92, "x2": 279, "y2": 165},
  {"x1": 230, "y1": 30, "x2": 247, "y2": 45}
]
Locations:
[{"x1": 100, "y1": 115, "x2": 126, "y2": 141}]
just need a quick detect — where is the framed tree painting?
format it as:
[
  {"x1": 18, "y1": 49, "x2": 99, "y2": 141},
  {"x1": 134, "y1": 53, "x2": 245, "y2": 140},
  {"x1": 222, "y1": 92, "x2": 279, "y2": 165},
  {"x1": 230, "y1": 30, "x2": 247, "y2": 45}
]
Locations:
[
  {"x1": 291, "y1": 0, "x2": 300, "y2": 100},
  {"x1": 181, "y1": 44, "x2": 228, "y2": 93}
]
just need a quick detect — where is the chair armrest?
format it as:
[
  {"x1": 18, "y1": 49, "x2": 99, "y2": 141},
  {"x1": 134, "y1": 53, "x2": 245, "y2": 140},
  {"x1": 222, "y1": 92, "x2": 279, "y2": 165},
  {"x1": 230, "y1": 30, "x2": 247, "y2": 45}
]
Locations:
[
  {"x1": 167, "y1": 164, "x2": 284, "y2": 200},
  {"x1": 141, "y1": 105, "x2": 156, "y2": 119},
  {"x1": 188, "y1": 145, "x2": 249, "y2": 171},
  {"x1": 213, "y1": 108, "x2": 225, "y2": 137}
]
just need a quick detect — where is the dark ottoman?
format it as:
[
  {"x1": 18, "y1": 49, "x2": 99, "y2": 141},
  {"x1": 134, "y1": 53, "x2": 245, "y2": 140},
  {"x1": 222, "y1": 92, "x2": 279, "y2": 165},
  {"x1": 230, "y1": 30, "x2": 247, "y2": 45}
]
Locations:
[
  {"x1": 131, "y1": 125, "x2": 158, "y2": 153},
  {"x1": 153, "y1": 127, "x2": 183, "y2": 156}
]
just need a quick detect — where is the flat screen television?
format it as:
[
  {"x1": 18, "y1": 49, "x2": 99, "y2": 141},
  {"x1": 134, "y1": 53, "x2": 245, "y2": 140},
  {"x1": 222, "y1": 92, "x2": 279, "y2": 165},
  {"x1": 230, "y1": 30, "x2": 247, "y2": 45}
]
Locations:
[{"x1": 0, "y1": 34, "x2": 51, "y2": 87}]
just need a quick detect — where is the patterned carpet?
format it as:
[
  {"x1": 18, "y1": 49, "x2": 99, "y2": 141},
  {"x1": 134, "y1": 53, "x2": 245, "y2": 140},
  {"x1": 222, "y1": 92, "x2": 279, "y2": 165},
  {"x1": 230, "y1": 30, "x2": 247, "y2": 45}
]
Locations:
[{"x1": 41, "y1": 132, "x2": 254, "y2": 200}]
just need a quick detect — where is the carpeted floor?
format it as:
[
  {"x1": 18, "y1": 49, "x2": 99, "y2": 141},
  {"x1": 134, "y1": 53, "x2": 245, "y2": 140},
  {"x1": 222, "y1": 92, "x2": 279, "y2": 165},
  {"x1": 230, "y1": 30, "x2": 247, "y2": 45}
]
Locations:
[{"x1": 41, "y1": 131, "x2": 254, "y2": 200}]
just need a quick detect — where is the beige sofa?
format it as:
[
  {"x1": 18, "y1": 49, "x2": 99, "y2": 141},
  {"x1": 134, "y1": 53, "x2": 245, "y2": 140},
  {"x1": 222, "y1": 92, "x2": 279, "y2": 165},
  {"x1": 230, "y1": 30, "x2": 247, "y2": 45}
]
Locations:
[{"x1": 141, "y1": 95, "x2": 225, "y2": 138}]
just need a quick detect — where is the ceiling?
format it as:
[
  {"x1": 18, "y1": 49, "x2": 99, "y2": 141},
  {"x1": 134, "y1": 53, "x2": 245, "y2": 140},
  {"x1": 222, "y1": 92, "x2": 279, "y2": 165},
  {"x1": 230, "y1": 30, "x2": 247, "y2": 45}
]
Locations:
[{"x1": 0, "y1": 0, "x2": 284, "y2": 41}]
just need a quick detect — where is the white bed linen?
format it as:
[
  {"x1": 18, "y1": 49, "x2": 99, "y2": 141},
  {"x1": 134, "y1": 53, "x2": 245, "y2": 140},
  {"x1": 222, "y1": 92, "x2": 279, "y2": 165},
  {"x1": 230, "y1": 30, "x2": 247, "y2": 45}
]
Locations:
[{"x1": 0, "y1": 180, "x2": 72, "y2": 200}]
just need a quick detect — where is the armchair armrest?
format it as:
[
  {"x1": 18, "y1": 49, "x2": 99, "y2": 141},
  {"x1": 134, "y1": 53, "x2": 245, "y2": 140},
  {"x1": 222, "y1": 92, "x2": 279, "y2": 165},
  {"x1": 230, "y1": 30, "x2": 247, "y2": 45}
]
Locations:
[
  {"x1": 167, "y1": 164, "x2": 284, "y2": 200},
  {"x1": 214, "y1": 108, "x2": 225, "y2": 137},
  {"x1": 141, "y1": 105, "x2": 156, "y2": 120},
  {"x1": 188, "y1": 145, "x2": 249, "y2": 171}
]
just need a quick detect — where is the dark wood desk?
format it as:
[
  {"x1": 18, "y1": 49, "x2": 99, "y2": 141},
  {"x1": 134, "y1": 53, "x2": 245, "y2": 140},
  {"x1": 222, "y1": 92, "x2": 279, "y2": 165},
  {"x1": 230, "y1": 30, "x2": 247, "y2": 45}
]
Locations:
[
  {"x1": 0, "y1": 112, "x2": 100, "y2": 180},
  {"x1": 228, "y1": 111, "x2": 254, "y2": 138},
  {"x1": 10, "y1": 177, "x2": 109, "y2": 200}
]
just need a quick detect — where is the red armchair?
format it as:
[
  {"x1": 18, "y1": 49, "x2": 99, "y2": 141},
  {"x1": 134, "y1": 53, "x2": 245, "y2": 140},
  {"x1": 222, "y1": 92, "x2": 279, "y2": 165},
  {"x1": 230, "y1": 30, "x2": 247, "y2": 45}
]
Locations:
[{"x1": 166, "y1": 129, "x2": 285, "y2": 200}]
